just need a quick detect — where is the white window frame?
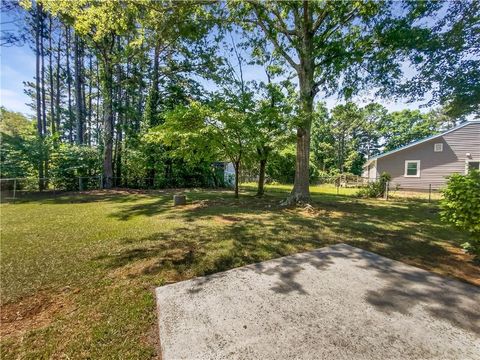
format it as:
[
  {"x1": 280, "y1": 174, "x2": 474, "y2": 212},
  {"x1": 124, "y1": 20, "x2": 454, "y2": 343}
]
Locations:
[
  {"x1": 465, "y1": 160, "x2": 480, "y2": 174},
  {"x1": 434, "y1": 143, "x2": 443, "y2": 152},
  {"x1": 404, "y1": 160, "x2": 421, "y2": 177}
]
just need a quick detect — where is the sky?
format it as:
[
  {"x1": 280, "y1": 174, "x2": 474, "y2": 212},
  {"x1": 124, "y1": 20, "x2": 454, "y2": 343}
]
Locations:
[{"x1": 0, "y1": 7, "x2": 432, "y2": 118}]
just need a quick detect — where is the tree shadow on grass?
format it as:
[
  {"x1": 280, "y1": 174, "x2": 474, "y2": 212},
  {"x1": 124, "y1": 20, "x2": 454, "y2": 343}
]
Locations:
[
  {"x1": 98, "y1": 191, "x2": 478, "y2": 285},
  {"x1": 3, "y1": 189, "x2": 171, "y2": 205},
  {"x1": 95, "y1": 201, "x2": 480, "y2": 334},
  {"x1": 108, "y1": 196, "x2": 173, "y2": 221}
]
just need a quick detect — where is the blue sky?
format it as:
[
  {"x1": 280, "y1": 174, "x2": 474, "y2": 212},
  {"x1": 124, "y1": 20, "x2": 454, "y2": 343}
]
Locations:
[
  {"x1": 0, "y1": 7, "x2": 431, "y2": 118},
  {"x1": 0, "y1": 43, "x2": 430, "y2": 117},
  {"x1": 1, "y1": 44, "x2": 35, "y2": 115}
]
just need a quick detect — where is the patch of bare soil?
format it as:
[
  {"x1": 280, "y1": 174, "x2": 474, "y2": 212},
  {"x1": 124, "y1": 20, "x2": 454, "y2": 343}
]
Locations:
[
  {"x1": 109, "y1": 258, "x2": 161, "y2": 279},
  {"x1": 143, "y1": 297, "x2": 162, "y2": 360},
  {"x1": 175, "y1": 200, "x2": 209, "y2": 211},
  {"x1": 285, "y1": 204, "x2": 344, "y2": 219},
  {"x1": 213, "y1": 215, "x2": 242, "y2": 224},
  {"x1": 0, "y1": 290, "x2": 76, "y2": 338}
]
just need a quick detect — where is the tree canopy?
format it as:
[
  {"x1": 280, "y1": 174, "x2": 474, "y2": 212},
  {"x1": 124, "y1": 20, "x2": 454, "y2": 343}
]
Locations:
[{"x1": 1, "y1": 0, "x2": 476, "y2": 199}]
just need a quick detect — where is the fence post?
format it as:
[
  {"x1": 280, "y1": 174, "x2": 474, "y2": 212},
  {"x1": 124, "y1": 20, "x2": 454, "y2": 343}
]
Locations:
[
  {"x1": 384, "y1": 181, "x2": 389, "y2": 200},
  {"x1": 78, "y1": 177, "x2": 81, "y2": 192},
  {"x1": 12, "y1": 178, "x2": 17, "y2": 204},
  {"x1": 428, "y1": 184, "x2": 432, "y2": 203}
]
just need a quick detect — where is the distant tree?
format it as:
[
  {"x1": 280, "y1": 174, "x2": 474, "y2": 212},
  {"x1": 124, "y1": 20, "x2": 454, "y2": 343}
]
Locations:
[
  {"x1": 358, "y1": 103, "x2": 387, "y2": 160},
  {"x1": 330, "y1": 103, "x2": 363, "y2": 174},
  {"x1": 159, "y1": 101, "x2": 253, "y2": 198},
  {"x1": 311, "y1": 102, "x2": 334, "y2": 172},
  {"x1": 380, "y1": 110, "x2": 438, "y2": 151}
]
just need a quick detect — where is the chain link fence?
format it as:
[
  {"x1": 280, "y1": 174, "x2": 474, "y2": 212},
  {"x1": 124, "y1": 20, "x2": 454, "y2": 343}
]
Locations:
[{"x1": 1, "y1": 173, "x2": 443, "y2": 204}]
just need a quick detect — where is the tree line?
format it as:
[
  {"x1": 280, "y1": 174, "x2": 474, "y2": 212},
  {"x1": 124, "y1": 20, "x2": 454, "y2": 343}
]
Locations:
[{"x1": 1, "y1": 0, "x2": 478, "y2": 202}]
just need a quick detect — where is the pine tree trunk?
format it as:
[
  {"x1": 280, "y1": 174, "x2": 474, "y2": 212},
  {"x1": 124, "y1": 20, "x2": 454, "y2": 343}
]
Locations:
[
  {"x1": 87, "y1": 54, "x2": 93, "y2": 146},
  {"x1": 74, "y1": 33, "x2": 83, "y2": 144},
  {"x1": 101, "y1": 60, "x2": 114, "y2": 189},
  {"x1": 48, "y1": 15, "x2": 55, "y2": 134},
  {"x1": 40, "y1": 6, "x2": 49, "y2": 186},
  {"x1": 66, "y1": 26, "x2": 73, "y2": 143},
  {"x1": 55, "y1": 30, "x2": 61, "y2": 134},
  {"x1": 96, "y1": 61, "x2": 101, "y2": 145},
  {"x1": 35, "y1": 3, "x2": 44, "y2": 190}
]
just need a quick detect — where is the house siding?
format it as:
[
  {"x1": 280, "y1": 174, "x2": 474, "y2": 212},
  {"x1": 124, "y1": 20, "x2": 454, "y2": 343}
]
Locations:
[{"x1": 376, "y1": 122, "x2": 480, "y2": 190}]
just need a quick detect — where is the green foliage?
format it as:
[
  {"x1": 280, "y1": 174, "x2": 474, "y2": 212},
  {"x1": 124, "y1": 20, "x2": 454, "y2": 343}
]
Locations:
[
  {"x1": 380, "y1": 110, "x2": 438, "y2": 151},
  {"x1": 440, "y1": 171, "x2": 480, "y2": 256},
  {"x1": 0, "y1": 107, "x2": 39, "y2": 180},
  {"x1": 266, "y1": 145, "x2": 319, "y2": 184},
  {"x1": 357, "y1": 172, "x2": 391, "y2": 198},
  {"x1": 266, "y1": 145, "x2": 296, "y2": 184},
  {"x1": 49, "y1": 144, "x2": 101, "y2": 190},
  {"x1": 393, "y1": 1, "x2": 480, "y2": 118}
]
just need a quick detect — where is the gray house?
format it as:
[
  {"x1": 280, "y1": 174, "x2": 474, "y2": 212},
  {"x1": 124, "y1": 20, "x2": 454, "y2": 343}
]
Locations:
[{"x1": 363, "y1": 121, "x2": 480, "y2": 190}]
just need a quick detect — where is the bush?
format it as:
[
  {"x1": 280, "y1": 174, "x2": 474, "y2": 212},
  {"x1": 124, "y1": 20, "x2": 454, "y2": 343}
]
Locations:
[
  {"x1": 266, "y1": 145, "x2": 319, "y2": 184},
  {"x1": 49, "y1": 144, "x2": 102, "y2": 190},
  {"x1": 440, "y1": 170, "x2": 480, "y2": 257},
  {"x1": 357, "y1": 172, "x2": 391, "y2": 198}
]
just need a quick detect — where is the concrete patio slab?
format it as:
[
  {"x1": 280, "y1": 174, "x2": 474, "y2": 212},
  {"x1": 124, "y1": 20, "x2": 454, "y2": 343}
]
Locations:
[{"x1": 155, "y1": 243, "x2": 480, "y2": 360}]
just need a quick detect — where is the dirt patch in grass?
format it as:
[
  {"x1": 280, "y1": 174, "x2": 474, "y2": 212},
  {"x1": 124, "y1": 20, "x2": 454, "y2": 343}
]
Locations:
[
  {"x1": 214, "y1": 215, "x2": 242, "y2": 224},
  {"x1": 109, "y1": 258, "x2": 162, "y2": 279},
  {"x1": 143, "y1": 303, "x2": 162, "y2": 360},
  {"x1": 0, "y1": 290, "x2": 76, "y2": 338}
]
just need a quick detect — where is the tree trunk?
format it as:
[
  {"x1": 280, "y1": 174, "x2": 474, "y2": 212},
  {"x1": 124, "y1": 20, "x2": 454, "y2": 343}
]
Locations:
[
  {"x1": 289, "y1": 76, "x2": 314, "y2": 203},
  {"x1": 286, "y1": 5, "x2": 316, "y2": 204},
  {"x1": 40, "y1": 14, "x2": 47, "y2": 136},
  {"x1": 100, "y1": 60, "x2": 114, "y2": 189},
  {"x1": 87, "y1": 54, "x2": 93, "y2": 146},
  {"x1": 96, "y1": 61, "x2": 101, "y2": 145},
  {"x1": 55, "y1": 29, "x2": 61, "y2": 134},
  {"x1": 66, "y1": 26, "x2": 73, "y2": 143},
  {"x1": 257, "y1": 158, "x2": 267, "y2": 197},
  {"x1": 74, "y1": 32, "x2": 84, "y2": 144},
  {"x1": 234, "y1": 161, "x2": 240, "y2": 198},
  {"x1": 48, "y1": 15, "x2": 55, "y2": 134},
  {"x1": 35, "y1": 3, "x2": 44, "y2": 190}
]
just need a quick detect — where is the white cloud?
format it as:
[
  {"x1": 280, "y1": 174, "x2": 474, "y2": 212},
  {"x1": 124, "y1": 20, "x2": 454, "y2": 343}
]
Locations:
[{"x1": 0, "y1": 88, "x2": 32, "y2": 116}]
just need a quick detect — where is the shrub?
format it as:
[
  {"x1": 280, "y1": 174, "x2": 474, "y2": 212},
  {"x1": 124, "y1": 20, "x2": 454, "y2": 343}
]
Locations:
[
  {"x1": 357, "y1": 172, "x2": 391, "y2": 198},
  {"x1": 49, "y1": 144, "x2": 102, "y2": 190},
  {"x1": 440, "y1": 170, "x2": 480, "y2": 257}
]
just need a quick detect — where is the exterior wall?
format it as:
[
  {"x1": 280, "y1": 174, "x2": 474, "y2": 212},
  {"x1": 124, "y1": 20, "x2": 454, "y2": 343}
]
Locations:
[
  {"x1": 362, "y1": 161, "x2": 378, "y2": 180},
  {"x1": 224, "y1": 162, "x2": 236, "y2": 187},
  {"x1": 377, "y1": 123, "x2": 480, "y2": 190}
]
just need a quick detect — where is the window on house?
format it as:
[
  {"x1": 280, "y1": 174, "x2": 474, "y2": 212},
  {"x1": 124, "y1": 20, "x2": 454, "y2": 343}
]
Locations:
[
  {"x1": 466, "y1": 161, "x2": 480, "y2": 174},
  {"x1": 404, "y1": 160, "x2": 420, "y2": 177},
  {"x1": 434, "y1": 143, "x2": 443, "y2": 152}
]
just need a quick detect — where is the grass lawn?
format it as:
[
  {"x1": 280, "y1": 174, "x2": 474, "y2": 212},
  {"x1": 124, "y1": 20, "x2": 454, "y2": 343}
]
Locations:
[{"x1": 1, "y1": 184, "x2": 478, "y2": 359}]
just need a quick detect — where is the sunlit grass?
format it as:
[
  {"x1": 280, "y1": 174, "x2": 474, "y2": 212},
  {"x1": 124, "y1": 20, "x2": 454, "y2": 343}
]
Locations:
[{"x1": 0, "y1": 185, "x2": 476, "y2": 359}]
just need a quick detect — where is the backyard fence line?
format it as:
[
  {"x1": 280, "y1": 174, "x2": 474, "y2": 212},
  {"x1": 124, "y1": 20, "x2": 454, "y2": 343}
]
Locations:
[
  {"x1": 0, "y1": 175, "x2": 234, "y2": 203},
  {"x1": 0, "y1": 174, "x2": 441, "y2": 204}
]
